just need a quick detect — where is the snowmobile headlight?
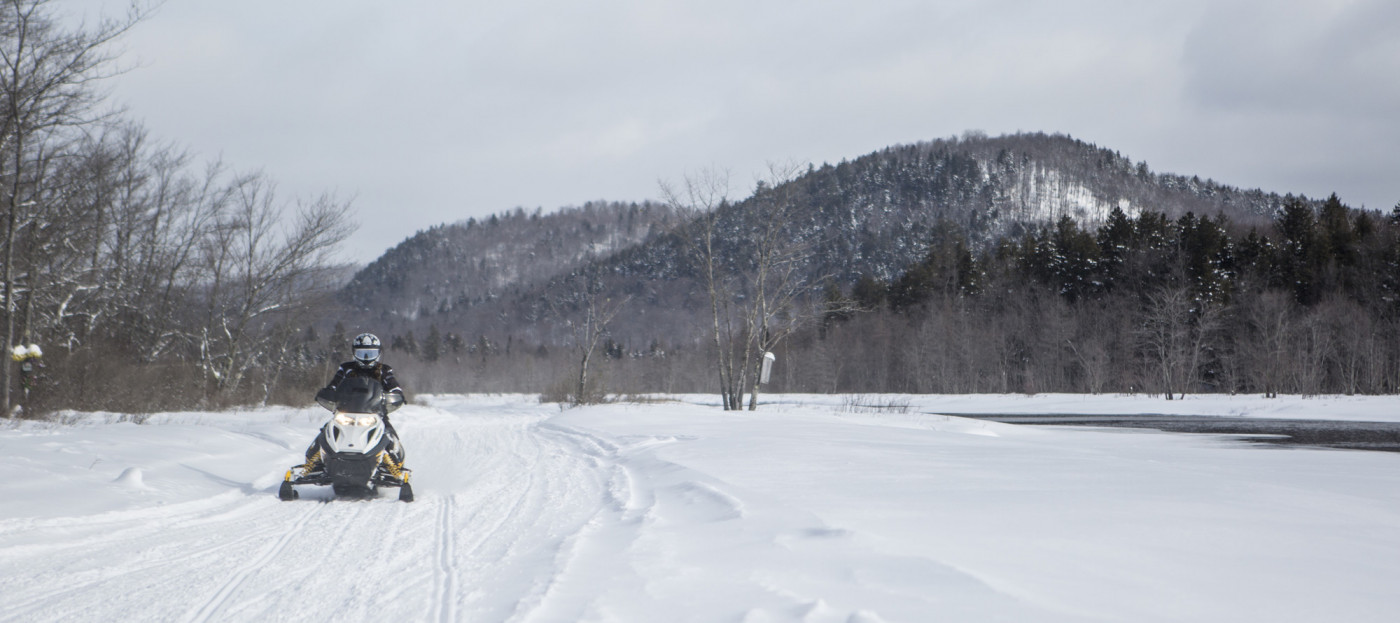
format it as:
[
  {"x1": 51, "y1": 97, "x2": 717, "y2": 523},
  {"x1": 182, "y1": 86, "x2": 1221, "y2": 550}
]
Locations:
[
  {"x1": 355, "y1": 415, "x2": 377, "y2": 426},
  {"x1": 334, "y1": 413, "x2": 355, "y2": 426}
]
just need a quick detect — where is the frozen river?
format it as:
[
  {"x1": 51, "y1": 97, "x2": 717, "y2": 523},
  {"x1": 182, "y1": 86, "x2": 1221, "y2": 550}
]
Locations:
[{"x1": 955, "y1": 413, "x2": 1400, "y2": 452}]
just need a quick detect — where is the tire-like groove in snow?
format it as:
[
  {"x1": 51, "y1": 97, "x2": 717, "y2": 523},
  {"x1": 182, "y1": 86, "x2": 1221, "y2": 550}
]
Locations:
[
  {"x1": 0, "y1": 491, "x2": 266, "y2": 563},
  {"x1": 434, "y1": 495, "x2": 457, "y2": 623},
  {"x1": 1, "y1": 403, "x2": 617, "y2": 622},
  {"x1": 0, "y1": 494, "x2": 281, "y2": 622},
  {"x1": 1, "y1": 529, "x2": 262, "y2": 620},
  {"x1": 181, "y1": 502, "x2": 324, "y2": 623}
]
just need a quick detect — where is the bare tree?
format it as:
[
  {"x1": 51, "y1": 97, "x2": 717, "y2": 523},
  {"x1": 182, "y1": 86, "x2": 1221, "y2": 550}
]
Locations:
[
  {"x1": 1138, "y1": 286, "x2": 1220, "y2": 399},
  {"x1": 736, "y1": 161, "x2": 825, "y2": 409},
  {"x1": 1321, "y1": 298, "x2": 1373, "y2": 395},
  {"x1": 660, "y1": 168, "x2": 743, "y2": 409},
  {"x1": 1066, "y1": 335, "x2": 1111, "y2": 394},
  {"x1": 662, "y1": 162, "x2": 829, "y2": 410},
  {"x1": 1292, "y1": 307, "x2": 1333, "y2": 396},
  {"x1": 28, "y1": 123, "x2": 226, "y2": 359},
  {"x1": 194, "y1": 175, "x2": 354, "y2": 401},
  {"x1": 0, "y1": 0, "x2": 148, "y2": 414},
  {"x1": 0, "y1": 3, "x2": 357, "y2": 414},
  {"x1": 547, "y1": 261, "x2": 631, "y2": 405},
  {"x1": 1241, "y1": 291, "x2": 1293, "y2": 398}
]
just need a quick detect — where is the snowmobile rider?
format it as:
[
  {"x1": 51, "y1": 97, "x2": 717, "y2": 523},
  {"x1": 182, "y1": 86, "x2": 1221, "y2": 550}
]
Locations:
[{"x1": 302, "y1": 333, "x2": 406, "y2": 471}]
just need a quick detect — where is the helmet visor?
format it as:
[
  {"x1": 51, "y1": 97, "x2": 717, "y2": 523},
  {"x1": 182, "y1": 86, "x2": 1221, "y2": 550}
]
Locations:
[{"x1": 354, "y1": 348, "x2": 380, "y2": 362}]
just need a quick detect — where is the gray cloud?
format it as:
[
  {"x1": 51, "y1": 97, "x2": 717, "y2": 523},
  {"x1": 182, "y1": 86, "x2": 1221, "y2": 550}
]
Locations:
[{"x1": 1184, "y1": 0, "x2": 1400, "y2": 118}]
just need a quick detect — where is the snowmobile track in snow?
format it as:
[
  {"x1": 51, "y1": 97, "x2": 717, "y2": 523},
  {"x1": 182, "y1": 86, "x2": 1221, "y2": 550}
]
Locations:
[
  {"x1": 6, "y1": 395, "x2": 1400, "y2": 622},
  {"x1": 0, "y1": 494, "x2": 289, "y2": 622},
  {"x1": 432, "y1": 495, "x2": 458, "y2": 623},
  {"x1": 182, "y1": 502, "x2": 326, "y2": 623},
  {"x1": 1, "y1": 528, "x2": 262, "y2": 620}
]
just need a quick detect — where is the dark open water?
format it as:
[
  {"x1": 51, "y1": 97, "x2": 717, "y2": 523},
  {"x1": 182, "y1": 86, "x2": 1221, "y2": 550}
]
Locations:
[{"x1": 947, "y1": 414, "x2": 1400, "y2": 453}]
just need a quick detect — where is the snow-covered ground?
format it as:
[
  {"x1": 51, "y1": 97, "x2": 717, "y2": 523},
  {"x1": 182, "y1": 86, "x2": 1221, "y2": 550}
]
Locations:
[{"x1": 1, "y1": 393, "x2": 1398, "y2": 622}]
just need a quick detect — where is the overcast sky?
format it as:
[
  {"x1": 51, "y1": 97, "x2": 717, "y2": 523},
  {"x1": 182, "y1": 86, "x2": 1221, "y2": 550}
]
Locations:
[{"x1": 66, "y1": 0, "x2": 1400, "y2": 264}]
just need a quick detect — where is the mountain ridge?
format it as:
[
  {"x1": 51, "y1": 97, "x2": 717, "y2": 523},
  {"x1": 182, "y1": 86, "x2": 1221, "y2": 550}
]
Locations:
[
  {"x1": 343, "y1": 200, "x2": 680, "y2": 321},
  {"x1": 342, "y1": 132, "x2": 1319, "y2": 346}
]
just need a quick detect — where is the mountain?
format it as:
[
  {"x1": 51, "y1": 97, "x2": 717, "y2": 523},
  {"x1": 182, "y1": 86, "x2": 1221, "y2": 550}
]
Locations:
[
  {"x1": 342, "y1": 200, "x2": 680, "y2": 322},
  {"x1": 341, "y1": 132, "x2": 1308, "y2": 348}
]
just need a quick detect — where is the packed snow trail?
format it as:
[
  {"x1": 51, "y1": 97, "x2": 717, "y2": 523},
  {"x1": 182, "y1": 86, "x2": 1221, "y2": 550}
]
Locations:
[
  {"x1": 2, "y1": 393, "x2": 1400, "y2": 622},
  {"x1": 0, "y1": 397, "x2": 620, "y2": 622}
]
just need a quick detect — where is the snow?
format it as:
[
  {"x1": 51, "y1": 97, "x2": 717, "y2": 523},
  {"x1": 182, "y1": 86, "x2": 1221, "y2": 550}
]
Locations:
[{"x1": 2, "y1": 393, "x2": 1399, "y2": 622}]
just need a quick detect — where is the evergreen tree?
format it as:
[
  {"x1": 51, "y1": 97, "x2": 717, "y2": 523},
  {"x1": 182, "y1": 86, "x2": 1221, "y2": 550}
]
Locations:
[
  {"x1": 1050, "y1": 215, "x2": 1099, "y2": 302},
  {"x1": 424, "y1": 325, "x2": 442, "y2": 362},
  {"x1": 851, "y1": 274, "x2": 888, "y2": 310},
  {"x1": 1234, "y1": 229, "x2": 1275, "y2": 286},
  {"x1": 1353, "y1": 210, "x2": 1374, "y2": 242},
  {"x1": 1274, "y1": 199, "x2": 1324, "y2": 304},
  {"x1": 1134, "y1": 211, "x2": 1171, "y2": 250},
  {"x1": 1319, "y1": 194, "x2": 1355, "y2": 266},
  {"x1": 888, "y1": 223, "x2": 980, "y2": 310},
  {"x1": 328, "y1": 322, "x2": 347, "y2": 359},
  {"x1": 1176, "y1": 213, "x2": 1232, "y2": 303},
  {"x1": 1097, "y1": 206, "x2": 1134, "y2": 289}
]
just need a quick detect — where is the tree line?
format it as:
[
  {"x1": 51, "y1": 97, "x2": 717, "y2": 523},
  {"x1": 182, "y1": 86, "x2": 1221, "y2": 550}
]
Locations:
[
  {"x1": 1, "y1": 1, "x2": 354, "y2": 416},
  {"x1": 370, "y1": 193, "x2": 1400, "y2": 402},
  {"x1": 796, "y1": 195, "x2": 1400, "y2": 397}
]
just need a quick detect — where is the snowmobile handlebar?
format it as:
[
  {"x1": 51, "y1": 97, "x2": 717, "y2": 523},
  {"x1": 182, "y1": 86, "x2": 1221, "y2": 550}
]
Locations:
[{"x1": 315, "y1": 377, "x2": 403, "y2": 414}]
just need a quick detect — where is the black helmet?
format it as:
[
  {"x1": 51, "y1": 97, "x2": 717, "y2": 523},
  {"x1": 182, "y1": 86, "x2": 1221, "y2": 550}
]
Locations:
[{"x1": 352, "y1": 333, "x2": 381, "y2": 368}]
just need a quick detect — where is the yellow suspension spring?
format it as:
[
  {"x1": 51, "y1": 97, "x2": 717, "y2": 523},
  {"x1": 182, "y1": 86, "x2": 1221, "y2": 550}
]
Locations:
[
  {"x1": 295, "y1": 449, "x2": 322, "y2": 477},
  {"x1": 379, "y1": 452, "x2": 403, "y2": 479}
]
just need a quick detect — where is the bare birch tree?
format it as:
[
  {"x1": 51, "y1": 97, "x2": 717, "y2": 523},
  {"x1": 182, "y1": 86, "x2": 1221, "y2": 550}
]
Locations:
[
  {"x1": 660, "y1": 168, "x2": 743, "y2": 409},
  {"x1": 662, "y1": 162, "x2": 843, "y2": 409},
  {"x1": 739, "y1": 161, "x2": 820, "y2": 409}
]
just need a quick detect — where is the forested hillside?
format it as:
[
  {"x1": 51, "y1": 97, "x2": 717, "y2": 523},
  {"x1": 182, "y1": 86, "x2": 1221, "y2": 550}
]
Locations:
[
  {"x1": 338, "y1": 133, "x2": 1400, "y2": 401},
  {"x1": 412, "y1": 192, "x2": 1398, "y2": 399},
  {"x1": 356, "y1": 134, "x2": 1294, "y2": 336},
  {"x1": 343, "y1": 201, "x2": 678, "y2": 323},
  {"x1": 788, "y1": 196, "x2": 1400, "y2": 396}
]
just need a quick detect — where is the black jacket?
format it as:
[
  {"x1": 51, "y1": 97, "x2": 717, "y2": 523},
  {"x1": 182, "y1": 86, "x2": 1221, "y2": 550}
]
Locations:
[{"x1": 326, "y1": 361, "x2": 403, "y2": 398}]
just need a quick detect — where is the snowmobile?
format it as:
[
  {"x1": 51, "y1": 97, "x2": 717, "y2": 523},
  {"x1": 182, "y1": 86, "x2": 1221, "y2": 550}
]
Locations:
[{"x1": 279, "y1": 376, "x2": 413, "y2": 502}]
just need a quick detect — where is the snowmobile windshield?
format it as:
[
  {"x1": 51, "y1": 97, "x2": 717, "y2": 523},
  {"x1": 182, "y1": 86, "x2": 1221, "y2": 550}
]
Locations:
[{"x1": 331, "y1": 376, "x2": 385, "y2": 414}]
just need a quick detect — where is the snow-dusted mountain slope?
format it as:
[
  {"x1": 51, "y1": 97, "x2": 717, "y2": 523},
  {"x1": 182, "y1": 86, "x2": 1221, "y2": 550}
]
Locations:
[
  {"x1": 2, "y1": 394, "x2": 1398, "y2": 622},
  {"x1": 348, "y1": 133, "x2": 1299, "y2": 344},
  {"x1": 344, "y1": 201, "x2": 678, "y2": 323}
]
